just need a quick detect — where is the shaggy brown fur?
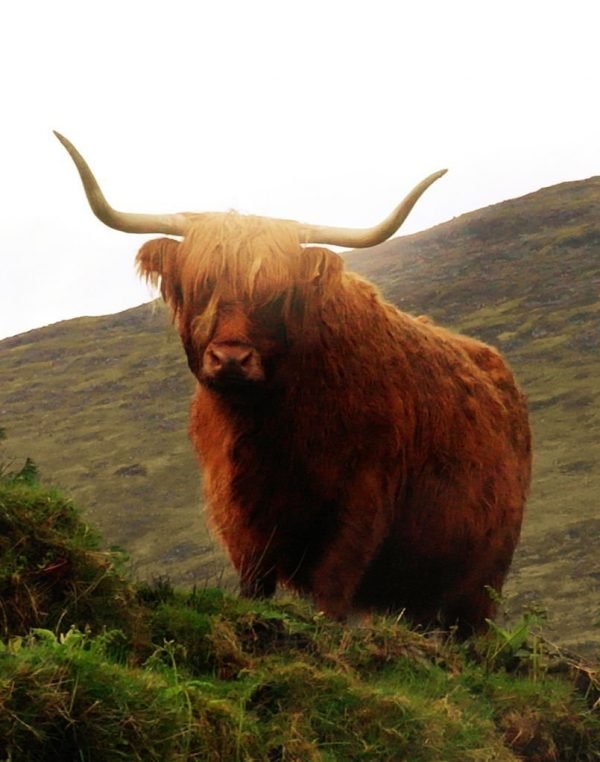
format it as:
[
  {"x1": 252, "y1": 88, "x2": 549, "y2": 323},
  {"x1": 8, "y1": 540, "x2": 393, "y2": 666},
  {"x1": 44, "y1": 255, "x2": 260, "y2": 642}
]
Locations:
[{"x1": 137, "y1": 212, "x2": 531, "y2": 634}]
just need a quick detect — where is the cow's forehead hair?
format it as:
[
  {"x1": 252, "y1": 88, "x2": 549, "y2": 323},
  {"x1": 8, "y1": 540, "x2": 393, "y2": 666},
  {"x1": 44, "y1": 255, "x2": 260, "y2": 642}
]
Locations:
[
  {"x1": 141, "y1": 211, "x2": 342, "y2": 338},
  {"x1": 179, "y1": 212, "x2": 324, "y2": 298}
]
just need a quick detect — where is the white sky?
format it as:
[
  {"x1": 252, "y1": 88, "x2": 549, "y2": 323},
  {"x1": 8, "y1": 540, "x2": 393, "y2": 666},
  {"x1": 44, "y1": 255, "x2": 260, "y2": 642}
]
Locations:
[{"x1": 1, "y1": 0, "x2": 599, "y2": 339}]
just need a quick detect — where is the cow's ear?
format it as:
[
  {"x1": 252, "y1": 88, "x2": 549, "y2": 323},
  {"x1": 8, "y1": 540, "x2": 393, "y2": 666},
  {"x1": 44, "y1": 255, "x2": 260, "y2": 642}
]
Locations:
[
  {"x1": 136, "y1": 237, "x2": 180, "y2": 286},
  {"x1": 306, "y1": 247, "x2": 344, "y2": 288}
]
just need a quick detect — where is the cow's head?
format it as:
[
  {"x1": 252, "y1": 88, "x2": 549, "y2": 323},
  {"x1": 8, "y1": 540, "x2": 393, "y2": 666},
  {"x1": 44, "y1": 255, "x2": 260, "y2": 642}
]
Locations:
[
  {"x1": 134, "y1": 215, "x2": 335, "y2": 393},
  {"x1": 54, "y1": 132, "x2": 446, "y2": 395}
]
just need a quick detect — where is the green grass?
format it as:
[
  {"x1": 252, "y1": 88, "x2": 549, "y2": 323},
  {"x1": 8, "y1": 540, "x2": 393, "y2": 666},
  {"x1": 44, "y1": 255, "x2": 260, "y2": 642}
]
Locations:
[
  {"x1": 0, "y1": 476, "x2": 139, "y2": 642},
  {"x1": 0, "y1": 468, "x2": 598, "y2": 761}
]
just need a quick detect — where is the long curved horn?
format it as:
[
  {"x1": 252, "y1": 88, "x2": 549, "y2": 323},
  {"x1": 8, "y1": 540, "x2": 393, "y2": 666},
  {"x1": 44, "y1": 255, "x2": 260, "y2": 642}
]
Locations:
[
  {"x1": 55, "y1": 131, "x2": 446, "y2": 247},
  {"x1": 298, "y1": 169, "x2": 447, "y2": 248},
  {"x1": 54, "y1": 132, "x2": 193, "y2": 236}
]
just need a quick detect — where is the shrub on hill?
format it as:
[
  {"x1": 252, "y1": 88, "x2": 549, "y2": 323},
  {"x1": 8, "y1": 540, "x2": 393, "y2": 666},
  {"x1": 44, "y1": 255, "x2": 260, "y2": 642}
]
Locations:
[{"x1": 0, "y1": 461, "x2": 140, "y2": 642}]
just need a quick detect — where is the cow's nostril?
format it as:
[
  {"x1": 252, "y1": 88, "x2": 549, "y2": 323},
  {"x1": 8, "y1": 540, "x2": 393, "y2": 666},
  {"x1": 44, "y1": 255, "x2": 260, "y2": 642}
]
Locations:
[
  {"x1": 238, "y1": 349, "x2": 253, "y2": 367},
  {"x1": 207, "y1": 349, "x2": 225, "y2": 369}
]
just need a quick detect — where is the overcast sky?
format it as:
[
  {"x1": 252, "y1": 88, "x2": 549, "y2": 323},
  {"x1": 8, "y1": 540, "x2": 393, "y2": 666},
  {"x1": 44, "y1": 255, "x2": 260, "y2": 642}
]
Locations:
[{"x1": 1, "y1": 0, "x2": 598, "y2": 340}]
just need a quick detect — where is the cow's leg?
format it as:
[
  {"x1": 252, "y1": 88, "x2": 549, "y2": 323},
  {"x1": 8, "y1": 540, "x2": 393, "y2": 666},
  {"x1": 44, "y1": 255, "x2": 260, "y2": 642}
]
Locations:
[
  {"x1": 311, "y1": 470, "x2": 392, "y2": 620},
  {"x1": 427, "y1": 511, "x2": 521, "y2": 635},
  {"x1": 240, "y1": 563, "x2": 277, "y2": 599},
  {"x1": 442, "y1": 553, "x2": 513, "y2": 636},
  {"x1": 216, "y1": 514, "x2": 278, "y2": 599},
  {"x1": 230, "y1": 542, "x2": 278, "y2": 600}
]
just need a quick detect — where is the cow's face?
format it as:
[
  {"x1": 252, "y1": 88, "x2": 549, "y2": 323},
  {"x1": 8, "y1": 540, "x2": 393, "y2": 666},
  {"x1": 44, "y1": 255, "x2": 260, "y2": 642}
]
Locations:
[
  {"x1": 198, "y1": 298, "x2": 290, "y2": 395},
  {"x1": 137, "y1": 237, "x2": 293, "y2": 396}
]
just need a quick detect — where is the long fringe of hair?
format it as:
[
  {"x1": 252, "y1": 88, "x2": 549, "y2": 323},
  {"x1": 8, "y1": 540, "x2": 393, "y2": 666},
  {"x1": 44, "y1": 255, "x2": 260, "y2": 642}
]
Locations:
[{"x1": 137, "y1": 212, "x2": 341, "y2": 341}]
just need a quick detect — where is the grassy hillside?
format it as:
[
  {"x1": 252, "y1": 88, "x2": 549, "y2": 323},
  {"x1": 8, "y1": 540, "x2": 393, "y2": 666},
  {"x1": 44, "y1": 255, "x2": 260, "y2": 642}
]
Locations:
[
  {"x1": 1, "y1": 176, "x2": 599, "y2": 657},
  {"x1": 0, "y1": 306, "x2": 218, "y2": 586},
  {"x1": 1, "y1": 470, "x2": 598, "y2": 760}
]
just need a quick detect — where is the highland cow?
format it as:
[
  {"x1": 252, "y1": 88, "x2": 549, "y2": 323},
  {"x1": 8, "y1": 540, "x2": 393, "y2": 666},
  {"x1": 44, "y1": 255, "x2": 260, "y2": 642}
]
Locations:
[{"x1": 55, "y1": 132, "x2": 531, "y2": 634}]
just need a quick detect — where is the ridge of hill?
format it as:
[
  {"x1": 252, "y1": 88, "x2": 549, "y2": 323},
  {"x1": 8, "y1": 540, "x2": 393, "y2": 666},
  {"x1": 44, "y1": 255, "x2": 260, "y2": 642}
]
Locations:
[{"x1": 1, "y1": 176, "x2": 599, "y2": 656}]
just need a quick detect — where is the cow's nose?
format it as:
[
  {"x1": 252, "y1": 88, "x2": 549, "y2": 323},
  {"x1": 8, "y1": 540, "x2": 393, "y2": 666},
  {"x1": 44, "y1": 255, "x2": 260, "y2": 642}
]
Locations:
[{"x1": 205, "y1": 345, "x2": 253, "y2": 372}]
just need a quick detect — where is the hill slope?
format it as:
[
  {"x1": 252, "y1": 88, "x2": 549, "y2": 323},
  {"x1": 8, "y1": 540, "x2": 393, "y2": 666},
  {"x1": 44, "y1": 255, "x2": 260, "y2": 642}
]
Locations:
[
  {"x1": 2, "y1": 473, "x2": 597, "y2": 761},
  {"x1": 1, "y1": 176, "x2": 599, "y2": 656}
]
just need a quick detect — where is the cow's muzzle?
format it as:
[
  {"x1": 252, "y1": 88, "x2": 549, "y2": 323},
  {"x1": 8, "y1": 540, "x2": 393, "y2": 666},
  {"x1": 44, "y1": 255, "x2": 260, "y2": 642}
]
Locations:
[{"x1": 202, "y1": 343, "x2": 265, "y2": 388}]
